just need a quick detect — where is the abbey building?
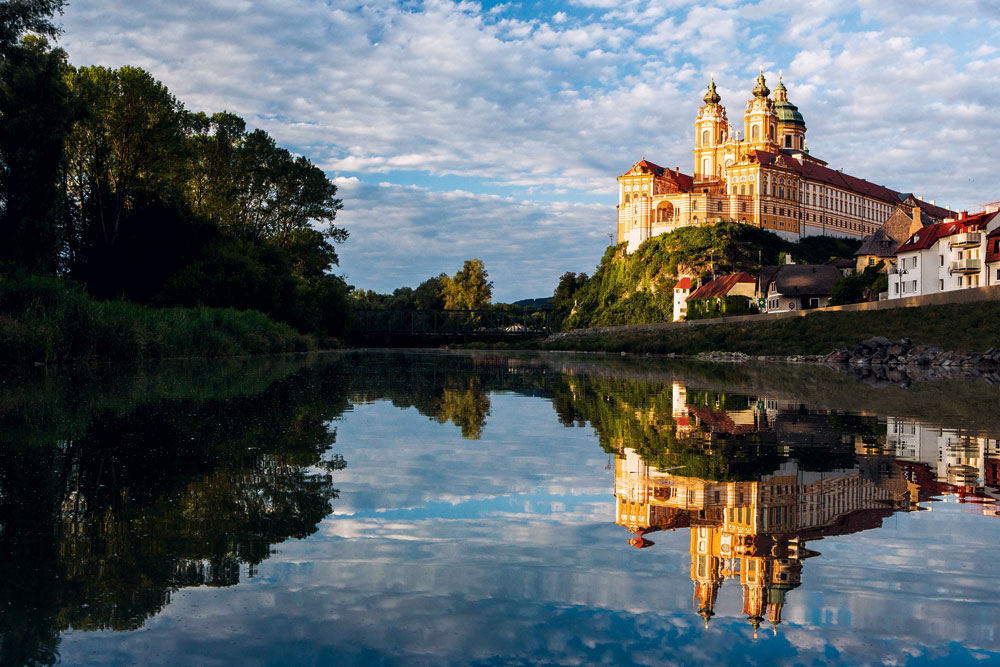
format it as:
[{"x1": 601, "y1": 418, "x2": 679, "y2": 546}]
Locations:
[{"x1": 617, "y1": 71, "x2": 955, "y2": 251}]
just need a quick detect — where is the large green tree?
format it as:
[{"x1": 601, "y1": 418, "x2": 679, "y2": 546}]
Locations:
[
  {"x1": 0, "y1": 35, "x2": 71, "y2": 274},
  {"x1": 443, "y1": 258, "x2": 493, "y2": 310},
  {"x1": 0, "y1": 0, "x2": 65, "y2": 54},
  {"x1": 63, "y1": 65, "x2": 188, "y2": 293}
]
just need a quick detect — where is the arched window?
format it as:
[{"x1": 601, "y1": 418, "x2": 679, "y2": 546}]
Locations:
[
  {"x1": 752, "y1": 125, "x2": 760, "y2": 141},
  {"x1": 717, "y1": 201, "x2": 723, "y2": 212},
  {"x1": 702, "y1": 129, "x2": 710, "y2": 145},
  {"x1": 624, "y1": 194, "x2": 630, "y2": 203},
  {"x1": 779, "y1": 187, "x2": 785, "y2": 199}
]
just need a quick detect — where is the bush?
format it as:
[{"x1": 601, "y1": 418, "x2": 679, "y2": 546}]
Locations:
[{"x1": 0, "y1": 276, "x2": 315, "y2": 365}]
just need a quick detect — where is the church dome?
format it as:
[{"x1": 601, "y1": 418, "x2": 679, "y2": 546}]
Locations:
[
  {"x1": 774, "y1": 101, "x2": 805, "y2": 126},
  {"x1": 772, "y1": 80, "x2": 805, "y2": 127}
]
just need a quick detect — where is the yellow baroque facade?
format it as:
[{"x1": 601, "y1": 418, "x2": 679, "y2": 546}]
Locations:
[{"x1": 617, "y1": 71, "x2": 955, "y2": 251}]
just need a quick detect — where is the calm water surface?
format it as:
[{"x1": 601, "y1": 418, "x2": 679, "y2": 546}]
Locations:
[{"x1": 2, "y1": 350, "x2": 999, "y2": 665}]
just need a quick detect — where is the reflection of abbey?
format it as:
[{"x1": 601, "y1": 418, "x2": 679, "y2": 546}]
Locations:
[
  {"x1": 611, "y1": 382, "x2": 1000, "y2": 635},
  {"x1": 617, "y1": 71, "x2": 954, "y2": 251}
]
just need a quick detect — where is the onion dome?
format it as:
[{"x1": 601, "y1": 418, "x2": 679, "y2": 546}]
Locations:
[
  {"x1": 772, "y1": 76, "x2": 806, "y2": 127},
  {"x1": 703, "y1": 77, "x2": 721, "y2": 105},
  {"x1": 752, "y1": 68, "x2": 770, "y2": 99}
]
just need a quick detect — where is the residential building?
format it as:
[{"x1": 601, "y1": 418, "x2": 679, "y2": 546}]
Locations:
[
  {"x1": 760, "y1": 263, "x2": 841, "y2": 312},
  {"x1": 617, "y1": 72, "x2": 954, "y2": 252},
  {"x1": 673, "y1": 276, "x2": 692, "y2": 321},
  {"x1": 888, "y1": 208, "x2": 1000, "y2": 299},
  {"x1": 685, "y1": 272, "x2": 756, "y2": 318},
  {"x1": 854, "y1": 205, "x2": 938, "y2": 273}
]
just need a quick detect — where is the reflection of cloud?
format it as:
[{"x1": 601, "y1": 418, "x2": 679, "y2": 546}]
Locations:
[{"x1": 55, "y1": 379, "x2": 1000, "y2": 665}]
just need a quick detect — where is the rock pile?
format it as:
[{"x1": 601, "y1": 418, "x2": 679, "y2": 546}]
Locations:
[{"x1": 823, "y1": 337, "x2": 1000, "y2": 367}]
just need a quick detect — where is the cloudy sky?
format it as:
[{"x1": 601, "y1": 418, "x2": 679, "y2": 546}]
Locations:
[{"x1": 58, "y1": 0, "x2": 1000, "y2": 301}]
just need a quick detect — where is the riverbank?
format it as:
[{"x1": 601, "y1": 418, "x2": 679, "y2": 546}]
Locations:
[
  {"x1": 534, "y1": 300, "x2": 1000, "y2": 358},
  {"x1": 0, "y1": 276, "x2": 317, "y2": 365}
]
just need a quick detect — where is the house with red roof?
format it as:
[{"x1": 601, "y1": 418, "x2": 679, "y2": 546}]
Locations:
[
  {"x1": 889, "y1": 207, "x2": 1000, "y2": 299},
  {"x1": 685, "y1": 272, "x2": 756, "y2": 319},
  {"x1": 673, "y1": 276, "x2": 692, "y2": 321}
]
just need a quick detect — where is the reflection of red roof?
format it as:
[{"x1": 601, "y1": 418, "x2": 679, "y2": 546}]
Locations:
[
  {"x1": 687, "y1": 407, "x2": 756, "y2": 434},
  {"x1": 898, "y1": 211, "x2": 998, "y2": 253},
  {"x1": 749, "y1": 150, "x2": 955, "y2": 219},
  {"x1": 675, "y1": 416, "x2": 690, "y2": 426},
  {"x1": 687, "y1": 272, "x2": 755, "y2": 301},
  {"x1": 675, "y1": 277, "x2": 692, "y2": 290}
]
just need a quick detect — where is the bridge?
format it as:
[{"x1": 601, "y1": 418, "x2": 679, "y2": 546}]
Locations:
[{"x1": 350, "y1": 309, "x2": 552, "y2": 337}]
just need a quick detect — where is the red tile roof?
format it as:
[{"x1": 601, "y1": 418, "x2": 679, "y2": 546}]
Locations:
[
  {"x1": 687, "y1": 272, "x2": 755, "y2": 300},
  {"x1": 675, "y1": 277, "x2": 692, "y2": 290},
  {"x1": 749, "y1": 150, "x2": 955, "y2": 219},
  {"x1": 983, "y1": 218, "x2": 1000, "y2": 263},
  {"x1": 897, "y1": 211, "x2": 998, "y2": 253},
  {"x1": 620, "y1": 159, "x2": 694, "y2": 192}
]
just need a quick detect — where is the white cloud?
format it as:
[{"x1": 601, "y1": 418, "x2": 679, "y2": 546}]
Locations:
[
  {"x1": 333, "y1": 179, "x2": 611, "y2": 301},
  {"x1": 56, "y1": 0, "x2": 1000, "y2": 294}
]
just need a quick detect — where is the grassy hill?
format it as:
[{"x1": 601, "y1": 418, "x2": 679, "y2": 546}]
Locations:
[{"x1": 562, "y1": 222, "x2": 859, "y2": 330}]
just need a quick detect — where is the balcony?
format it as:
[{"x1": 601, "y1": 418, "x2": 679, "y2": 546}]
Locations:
[
  {"x1": 949, "y1": 232, "x2": 981, "y2": 249},
  {"x1": 949, "y1": 258, "x2": 981, "y2": 274}
]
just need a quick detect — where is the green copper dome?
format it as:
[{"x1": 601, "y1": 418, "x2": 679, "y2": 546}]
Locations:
[{"x1": 773, "y1": 97, "x2": 805, "y2": 127}]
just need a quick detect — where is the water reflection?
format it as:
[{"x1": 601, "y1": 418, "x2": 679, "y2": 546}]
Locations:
[
  {"x1": 610, "y1": 380, "x2": 1000, "y2": 637},
  {"x1": 0, "y1": 357, "x2": 350, "y2": 665},
  {"x1": 2, "y1": 352, "x2": 1000, "y2": 664}
]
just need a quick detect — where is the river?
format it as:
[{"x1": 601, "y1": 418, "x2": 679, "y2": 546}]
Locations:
[{"x1": 2, "y1": 350, "x2": 998, "y2": 665}]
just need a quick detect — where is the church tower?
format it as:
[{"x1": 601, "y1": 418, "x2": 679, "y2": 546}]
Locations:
[
  {"x1": 743, "y1": 69, "x2": 778, "y2": 153},
  {"x1": 693, "y1": 77, "x2": 728, "y2": 187},
  {"x1": 772, "y1": 76, "x2": 807, "y2": 152}
]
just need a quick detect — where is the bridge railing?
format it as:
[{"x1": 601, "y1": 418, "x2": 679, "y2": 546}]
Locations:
[{"x1": 350, "y1": 308, "x2": 552, "y2": 336}]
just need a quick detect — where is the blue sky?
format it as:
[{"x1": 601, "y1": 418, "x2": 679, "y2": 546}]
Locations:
[{"x1": 58, "y1": 1, "x2": 1000, "y2": 301}]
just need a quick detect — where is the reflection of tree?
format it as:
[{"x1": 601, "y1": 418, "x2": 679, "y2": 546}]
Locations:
[
  {"x1": 549, "y1": 375, "x2": 867, "y2": 481},
  {"x1": 0, "y1": 361, "x2": 351, "y2": 664},
  {"x1": 433, "y1": 380, "x2": 490, "y2": 440}
]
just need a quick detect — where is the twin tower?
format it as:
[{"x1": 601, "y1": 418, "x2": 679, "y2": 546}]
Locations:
[{"x1": 693, "y1": 70, "x2": 809, "y2": 187}]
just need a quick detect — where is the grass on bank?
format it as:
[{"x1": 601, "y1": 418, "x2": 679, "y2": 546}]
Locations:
[
  {"x1": 0, "y1": 276, "x2": 316, "y2": 364},
  {"x1": 522, "y1": 300, "x2": 1000, "y2": 356}
]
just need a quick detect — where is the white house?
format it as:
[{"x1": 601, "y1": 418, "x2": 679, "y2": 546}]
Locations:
[
  {"x1": 673, "y1": 276, "x2": 692, "y2": 321},
  {"x1": 889, "y1": 207, "x2": 1000, "y2": 299}
]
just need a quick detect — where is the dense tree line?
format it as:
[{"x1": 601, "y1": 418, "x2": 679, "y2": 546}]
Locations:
[
  {"x1": 0, "y1": 3, "x2": 349, "y2": 337},
  {"x1": 353, "y1": 258, "x2": 494, "y2": 311}
]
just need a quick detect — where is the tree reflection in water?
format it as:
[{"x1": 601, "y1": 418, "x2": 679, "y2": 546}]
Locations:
[
  {"x1": 3, "y1": 351, "x2": 1000, "y2": 663},
  {"x1": 0, "y1": 357, "x2": 349, "y2": 665}
]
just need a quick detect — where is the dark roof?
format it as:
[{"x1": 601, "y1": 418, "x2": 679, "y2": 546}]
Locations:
[
  {"x1": 747, "y1": 150, "x2": 956, "y2": 219},
  {"x1": 770, "y1": 264, "x2": 841, "y2": 297},
  {"x1": 855, "y1": 207, "x2": 936, "y2": 257},
  {"x1": 825, "y1": 257, "x2": 855, "y2": 269},
  {"x1": 897, "y1": 211, "x2": 998, "y2": 253},
  {"x1": 687, "y1": 272, "x2": 755, "y2": 300},
  {"x1": 757, "y1": 265, "x2": 781, "y2": 294}
]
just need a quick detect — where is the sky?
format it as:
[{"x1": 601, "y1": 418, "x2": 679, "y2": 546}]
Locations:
[{"x1": 56, "y1": 0, "x2": 1000, "y2": 301}]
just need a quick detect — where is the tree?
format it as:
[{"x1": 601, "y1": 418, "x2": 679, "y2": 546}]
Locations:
[
  {"x1": 0, "y1": 0, "x2": 65, "y2": 54},
  {"x1": 443, "y1": 259, "x2": 493, "y2": 310},
  {"x1": 64, "y1": 65, "x2": 188, "y2": 294},
  {"x1": 0, "y1": 35, "x2": 71, "y2": 274}
]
